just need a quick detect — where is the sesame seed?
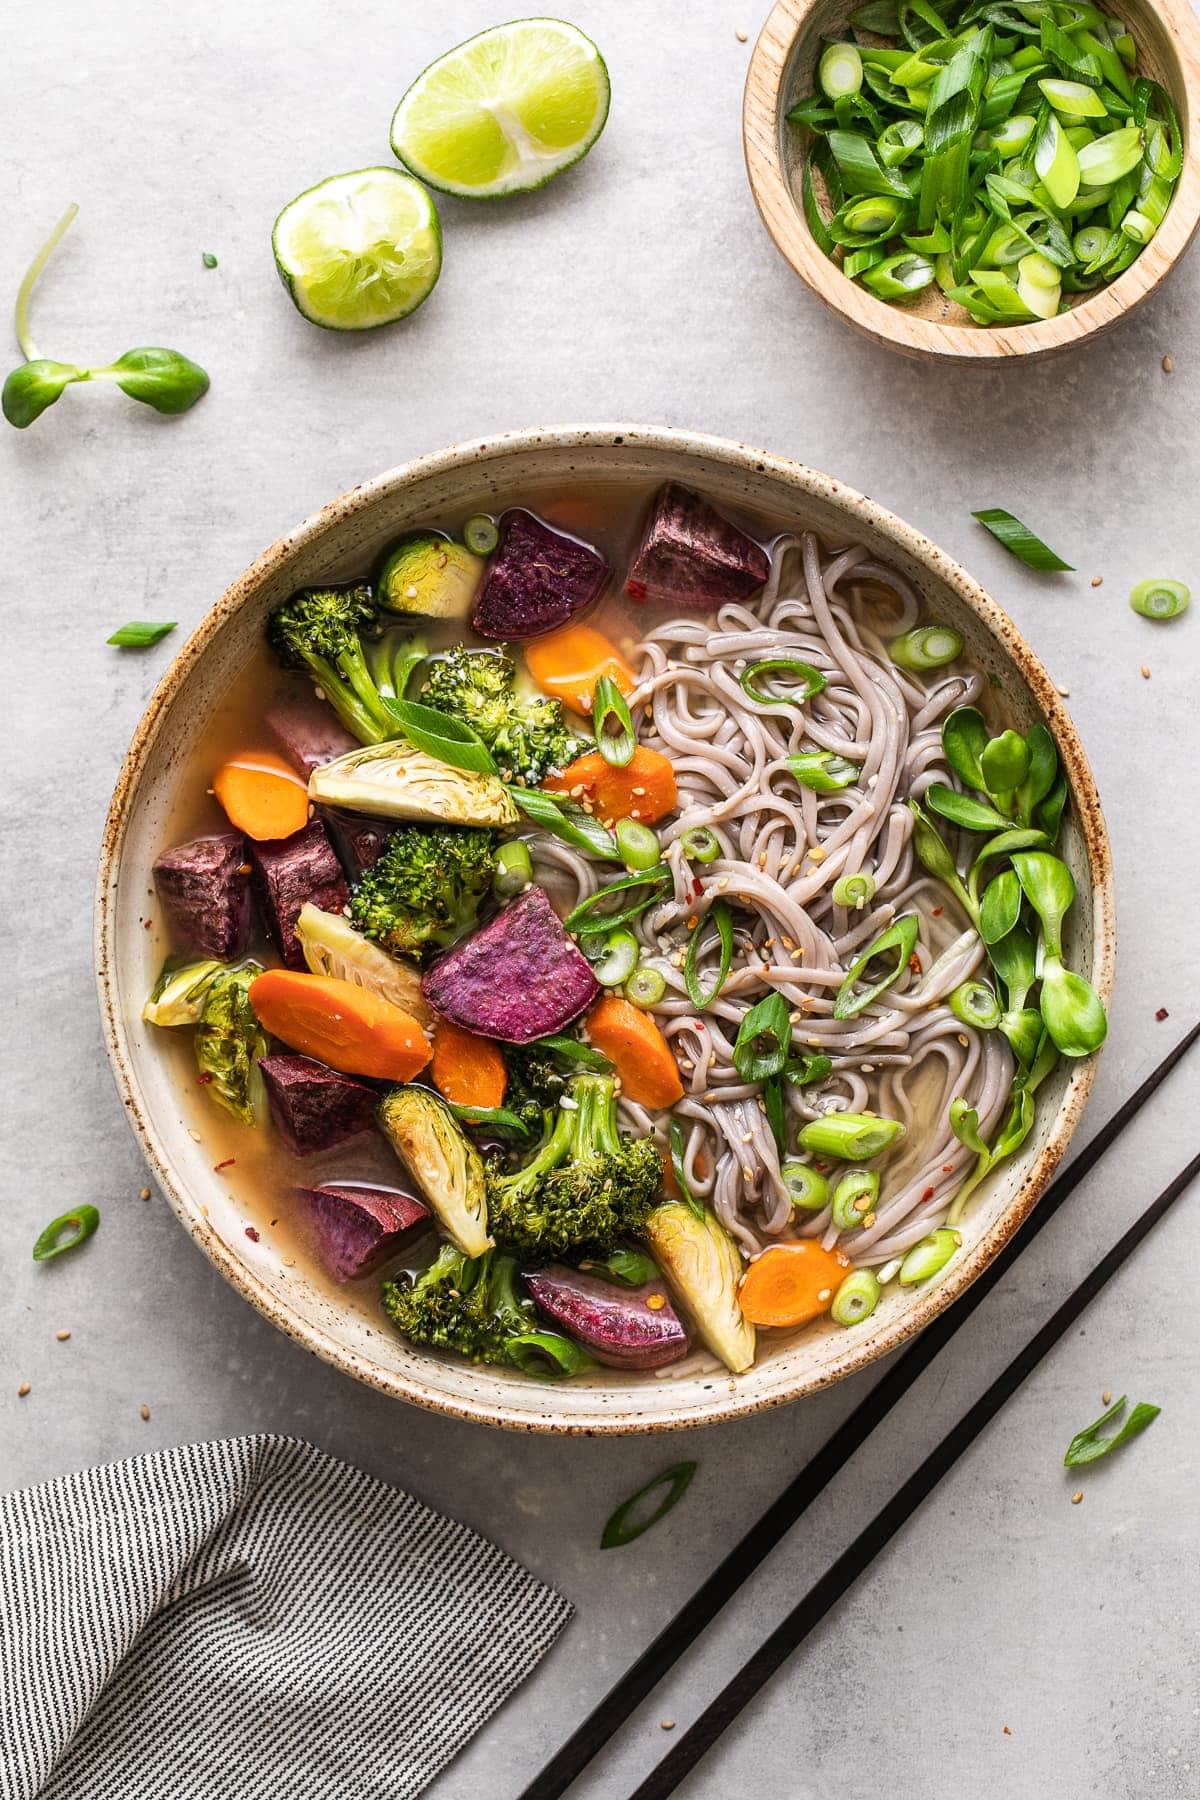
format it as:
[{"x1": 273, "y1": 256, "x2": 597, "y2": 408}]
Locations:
[
  {"x1": 736, "y1": 26, "x2": 749, "y2": 41},
  {"x1": 1003, "y1": 1726, "x2": 1013, "y2": 1737},
  {"x1": 17, "y1": 1382, "x2": 30, "y2": 1397},
  {"x1": 817, "y1": 1288, "x2": 832, "y2": 1302},
  {"x1": 56, "y1": 1330, "x2": 71, "y2": 1342},
  {"x1": 741, "y1": 1131, "x2": 754, "y2": 1144},
  {"x1": 1102, "y1": 1389, "x2": 1112, "y2": 1404},
  {"x1": 1090, "y1": 575, "x2": 1103, "y2": 588},
  {"x1": 188, "y1": 1129, "x2": 202, "y2": 1143},
  {"x1": 140, "y1": 1187, "x2": 151, "y2": 1200},
  {"x1": 808, "y1": 846, "x2": 826, "y2": 863},
  {"x1": 661, "y1": 1719, "x2": 676, "y2": 1730},
  {"x1": 1163, "y1": 354, "x2": 1174, "y2": 373},
  {"x1": 1056, "y1": 682, "x2": 1070, "y2": 697},
  {"x1": 140, "y1": 1404, "x2": 151, "y2": 1421},
  {"x1": 742, "y1": 1165, "x2": 754, "y2": 1180},
  {"x1": 862, "y1": 1212, "x2": 877, "y2": 1228},
  {"x1": 1141, "y1": 665, "x2": 1151, "y2": 679},
  {"x1": 1071, "y1": 1491, "x2": 1083, "y2": 1505}
]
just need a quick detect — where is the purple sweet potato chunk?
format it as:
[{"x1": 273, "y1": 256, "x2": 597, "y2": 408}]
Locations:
[
  {"x1": 249, "y1": 820, "x2": 349, "y2": 968},
  {"x1": 294, "y1": 1182, "x2": 429, "y2": 1281},
  {"x1": 421, "y1": 886, "x2": 599, "y2": 1044},
  {"x1": 625, "y1": 483, "x2": 770, "y2": 609},
  {"x1": 152, "y1": 832, "x2": 252, "y2": 960},
  {"x1": 260, "y1": 1054, "x2": 378, "y2": 1156},
  {"x1": 523, "y1": 1266, "x2": 689, "y2": 1370},
  {"x1": 321, "y1": 809, "x2": 390, "y2": 880},
  {"x1": 472, "y1": 509, "x2": 609, "y2": 641},
  {"x1": 266, "y1": 696, "x2": 358, "y2": 776}
]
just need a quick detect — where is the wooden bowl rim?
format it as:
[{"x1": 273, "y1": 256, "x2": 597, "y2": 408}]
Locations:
[{"x1": 743, "y1": 0, "x2": 1200, "y2": 361}]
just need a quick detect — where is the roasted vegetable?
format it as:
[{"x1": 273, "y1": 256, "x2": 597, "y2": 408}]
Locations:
[
  {"x1": 308, "y1": 741, "x2": 518, "y2": 827},
  {"x1": 266, "y1": 695, "x2": 359, "y2": 775},
  {"x1": 249, "y1": 821, "x2": 349, "y2": 969},
  {"x1": 485, "y1": 1072, "x2": 661, "y2": 1261},
  {"x1": 377, "y1": 533, "x2": 486, "y2": 620},
  {"x1": 294, "y1": 902, "x2": 434, "y2": 1028},
  {"x1": 295, "y1": 1181, "x2": 429, "y2": 1281},
  {"x1": 377, "y1": 1087, "x2": 492, "y2": 1256},
  {"x1": 643, "y1": 1201, "x2": 756, "y2": 1374},
  {"x1": 382, "y1": 1243, "x2": 589, "y2": 1375},
  {"x1": 420, "y1": 646, "x2": 582, "y2": 784},
  {"x1": 266, "y1": 582, "x2": 398, "y2": 745},
  {"x1": 321, "y1": 809, "x2": 391, "y2": 879},
  {"x1": 259, "y1": 1054, "x2": 379, "y2": 1155},
  {"x1": 523, "y1": 1263, "x2": 688, "y2": 1369},
  {"x1": 152, "y1": 832, "x2": 252, "y2": 960},
  {"x1": 250, "y1": 970, "x2": 431, "y2": 1081},
  {"x1": 143, "y1": 958, "x2": 225, "y2": 1027},
  {"x1": 472, "y1": 509, "x2": 609, "y2": 641},
  {"x1": 422, "y1": 886, "x2": 599, "y2": 1043},
  {"x1": 194, "y1": 965, "x2": 268, "y2": 1125},
  {"x1": 625, "y1": 484, "x2": 769, "y2": 609},
  {"x1": 349, "y1": 825, "x2": 498, "y2": 962}
]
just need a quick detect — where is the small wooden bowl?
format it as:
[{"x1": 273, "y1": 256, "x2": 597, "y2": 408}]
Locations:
[{"x1": 744, "y1": 0, "x2": 1200, "y2": 361}]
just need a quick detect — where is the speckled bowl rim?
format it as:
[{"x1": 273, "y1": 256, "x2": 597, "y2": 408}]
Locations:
[{"x1": 95, "y1": 425, "x2": 1115, "y2": 1434}]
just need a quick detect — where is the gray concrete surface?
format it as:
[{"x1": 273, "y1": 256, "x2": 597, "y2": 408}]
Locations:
[{"x1": 3, "y1": 2, "x2": 1198, "y2": 1796}]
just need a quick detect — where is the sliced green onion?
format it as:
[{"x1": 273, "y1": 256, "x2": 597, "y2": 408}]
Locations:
[
  {"x1": 531, "y1": 1033, "x2": 612, "y2": 1070},
  {"x1": 990, "y1": 114, "x2": 1037, "y2": 157},
  {"x1": 593, "y1": 675, "x2": 636, "y2": 768},
  {"x1": 861, "y1": 252, "x2": 935, "y2": 300},
  {"x1": 680, "y1": 825, "x2": 721, "y2": 863},
  {"x1": 763, "y1": 1072, "x2": 787, "y2": 1155},
  {"x1": 685, "y1": 901, "x2": 735, "y2": 1011},
  {"x1": 668, "y1": 1116, "x2": 706, "y2": 1222},
  {"x1": 797, "y1": 1111, "x2": 906, "y2": 1160},
  {"x1": 385, "y1": 697, "x2": 498, "y2": 774},
  {"x1": 878, "y1": 118, "x2": 924, "y2": 165},
  {"x1": 601, "y1": 1461, "x2": 699, "y2": 1548},
  {"x1": 831, "y1": 1268, "x2": 881, "y2": 1325},
  {"x1": 462, "y1": 514, "x2": 499, "y2": 556},
  {"x1": 1130, "y1": 578, "x2": 1190, "y2": 620},
  {"x1": 845, "y1": 246, "x2": 889, "y2": 281},
  {"x1": 782, "y1": 1161, "x2": 830, "y2": 1212},
  {"x1": 510, "y1": 786, "x2": 620, "y2": 859},
  {"x1": 593, "y1": 929, "x2": 640, "y2": 987},
  {"x1": 1073, "y1": 222, "x2": 1112, "y2": 263},
  {"x1": 731, "y1": 992, "x2": 793, "y2": 1083},
  {"x1": 1063, "y1": 1394, "x2": 1161, "y2": 1467},
  {"x1": 1039, "y1": 77, "x2": 1107, "y2": 119},
  {"x1": 625, "y1": 966, "x2": 667, "y2": 1009},
  {"x1": 509, "y1": 1331, "x2": 595, "y2": 1380},
  {"x1": 831, "y1": 1167, "x2": 880, "y2": 1230},
  {"x1": 616, "y1": 818, "x2": 662, "y2": 871},
  {"x1": 898, "y1": 1226, "x2": 959, "y2": 1284},
  {"x1": 32, "y1": 1205, "x2": 101, "y2": 1261},
  {"x1": 888, "y1": 625, "x2": 964, "y2": 670},
  {"x1": 971, "y1": 508, "x2": 1074, "y2": 571},
  {"x1": 820, "y1": 41, "x2": 864, "y2": 100},
  {"x1": 564, "y1": 865, "x2": 671, "y2": 933},
  {"x1": 834, "y1": 194, "x2": 909, "y2": 240},
  {"x1": 832, "y1": 871, "x2": 877, "y2": 910},
  {"x1": 739, "y1": 657, "x2": 827, "y2": 706},
  {"x1": 1034, "y1": 113, "x2": 1081, "y2": 210},
  {"x1": 107, "y1": 621, "x2": 176, "y2": 647},
  {"x1": 449, "y1": 1103, "x2": 538, "y2": 1142},
  {"x1": 786, "y1": 750, "x2": 860, "y2": 793},
  {"x1": 833, "y1": 912, "x2": 920, "y2": 1020},
  {"x1": 783, "y1": 1052, "x2": 834, "y2": 1089},
  {"x1": 827, "y1": 128, "x2": 914, "y2": 200},
  {"x1": 1077, "y1": 125, "x2": 1145, "y2": 186},
  {"x1": 1017, "y1": 251, "x2": 1062, "y2": 320},
  {"x1": 492, "y1": 838, "x2": 533, "y2": 898},
  {"x1": 949, "y1": 978, "x2": 1002, "y2": 1029},
  {"x1": 587, "y1": 1246, "x2": 661, "y2": 1287}
]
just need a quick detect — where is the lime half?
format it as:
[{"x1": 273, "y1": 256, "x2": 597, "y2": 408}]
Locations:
[
  {"x1": 272, "y1": 168, "x2": 442, "y2": 331},
  {"x1": 390, "y1": 19, "x2": 610, "y2": 200}
]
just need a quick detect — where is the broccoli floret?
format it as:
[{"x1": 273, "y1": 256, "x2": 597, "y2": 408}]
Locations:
[
  {"x1": 349, "y1": 824, "x2": 497, "y2": 961},
  {"x1": 421, "y1": 646, "x2": 584, "y2": 785},
  {"x1": 267, "y1": 582, "x2": 398, "y2": 745},
  {"x1": 486, "y1": 1073, "x2": 663, "y2": 1261},
  {"x1": 382, "y1": 1243, "x2": 532, "y2": 1365}
]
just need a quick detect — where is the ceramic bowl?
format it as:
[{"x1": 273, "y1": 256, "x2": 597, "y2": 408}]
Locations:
[
  {"x1": 96, "y1": 426, "x2": 1114, "y2": 1432},
  {"x1": 743, "y1": 0, "x2": 1200, "y2": 361}
]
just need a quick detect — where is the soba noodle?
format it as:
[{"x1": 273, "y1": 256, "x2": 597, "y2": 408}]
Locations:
[{"x1": 531, "y1": 533, "x2": 1013, "y2": 1265}]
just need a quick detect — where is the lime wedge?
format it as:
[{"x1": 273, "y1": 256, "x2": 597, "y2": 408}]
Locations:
[
  {"x1": 390, "y1": 19, "x2": 610, "y2": 200},
  {"x1": 272, "y1": 168, "x2": 442, "y2": 331}
]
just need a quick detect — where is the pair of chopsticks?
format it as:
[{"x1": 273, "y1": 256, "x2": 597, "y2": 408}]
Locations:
[{"x1": 521, "y1": 1023, "x2": 1200, "y2": 1800}]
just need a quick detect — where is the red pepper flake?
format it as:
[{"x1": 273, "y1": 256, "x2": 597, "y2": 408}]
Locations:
[
  {"x1": 626, "y1": 579, "x2": 647, "y2": 600},
  {"x1": 909, "y1": 954, "x2": 923, "y2": 974},
  {"x1": 1155, "y1": 1007, "x2": 1169, "y2": 1022},
  {"x1": 244, "y1": 1226, "x2": 260, "y2": 1242},
  {"x1": 692, "y1": 877, "x2": 703, "y2": 898},
  {"x1": 143, "y1": 919, "x2": 153, "y2": 931},
  {"x1": 932, "y1": 906, "x2": 943, "y2": 917},
  {"x1": 942, "y1": 1164, "x2": 954, "y2": 1174},
  {"x1": 214, "y1": 1157, "x2": 236, "y2": 1173},
  {"x1": 922, "y1": 1186, "x2": 936, "y2": 1201},
  {"x1": 196, "y1": 1072, "x2": 214, "y2": 1085}
]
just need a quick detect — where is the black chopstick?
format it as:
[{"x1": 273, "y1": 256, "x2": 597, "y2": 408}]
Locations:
[
  {"x1": 633, "y1": 1142, "x2": 1200, "y2": 1799},
  {"x1": 519, "y1": 1024, "x2": 1199, "y2": 1800}
]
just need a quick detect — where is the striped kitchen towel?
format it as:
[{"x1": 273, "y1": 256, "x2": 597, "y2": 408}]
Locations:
[{"x1": 0, "y1": 1435, "x2": 572, "y2": 1800}]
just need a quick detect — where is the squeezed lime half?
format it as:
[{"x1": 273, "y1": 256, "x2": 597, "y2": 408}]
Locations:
[
  {"x1": 272, "y1": 167, "x2": 442, "y2": 331},
  {"x1": 390, "y1": 18, "x2": 610, "y2": 200}
]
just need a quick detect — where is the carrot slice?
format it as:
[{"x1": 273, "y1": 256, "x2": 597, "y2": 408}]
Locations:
[
  {"x1": 524, "y1": 625, "x2": 636, "y2": 716},
  {"x1": 738, "y1": 1242, "x2": 852, "y2": 1328},
  {"x1": 587, "y1": 994, "x2": 683, "y2": 1108},
  {"x1": 249, "y1": 970, "x2": 430, "y2": 1082},
  {"x1": 543, "y1": 744, "x2": 677, "y2": 827},
  {"x1": 430, "y1": 1018, "x2": 508, "y2": 1109},
  {"x1": 213, "y1": 751, "x2": 309, "y2": 842}
]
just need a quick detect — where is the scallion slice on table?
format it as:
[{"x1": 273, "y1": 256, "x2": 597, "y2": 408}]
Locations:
[
  {"x1": 107, "y1": 621, "x2": 177, "y2": 647},
  {"x1": 972, "y1": 508, "x2": 1074, "y2": 571},
  {"x1": 1130, "y1": 578, "x2": 1190, "y2": 620},
  {"x1": 787, "y1": 3, "x2": 1181, "y2": 319},
  {"x1": 32, "y1": 1205, "x2": 101, "y2": 1261},
  {"x1": 601, "y1": 1461, "x2": 698, "y2": 1548},
  {"x1": 1063, "y1": 1394, "x2": 1160, "y2": 1466}
]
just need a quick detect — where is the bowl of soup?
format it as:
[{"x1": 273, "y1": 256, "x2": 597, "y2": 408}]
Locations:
[{"x1": 96, "y1": 426, "x2": 1114, "y2": 1432}]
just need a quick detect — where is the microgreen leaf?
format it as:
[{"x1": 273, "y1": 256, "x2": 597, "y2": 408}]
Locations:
[
  {"x1": 107, "y1": 621, "x2": 177, "y2": 648},
  {"x1": 1064, "y1": 1395, "x2": 1160, "y2": 1467},
  {"x1": 972, "y1": 509, "x2": 1074, "y2": 571}
]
